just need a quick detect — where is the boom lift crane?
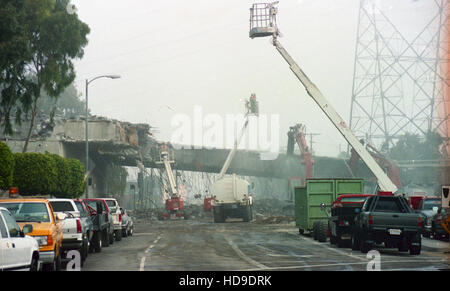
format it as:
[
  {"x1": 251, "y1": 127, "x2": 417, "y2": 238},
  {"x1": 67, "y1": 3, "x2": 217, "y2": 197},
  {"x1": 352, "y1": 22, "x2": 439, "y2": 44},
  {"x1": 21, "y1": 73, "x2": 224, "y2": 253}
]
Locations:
[
  {"x1": 206, "y1": 94, "x2": 259, "y2": 222},
  {"x1": 156, "y1": 142, "x2": 185, "y2": 219},
  {"x1": 203, "y1": 95, "x2": 259, "y2": 212},
  {"x1": 249, "y1": 2, "x2": 398, "y2": 193}
]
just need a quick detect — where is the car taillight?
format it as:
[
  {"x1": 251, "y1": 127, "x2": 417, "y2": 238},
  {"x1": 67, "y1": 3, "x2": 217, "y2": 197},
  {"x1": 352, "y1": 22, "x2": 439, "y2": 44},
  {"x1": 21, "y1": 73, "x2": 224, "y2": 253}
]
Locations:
[
  {"x1": 437, "y1": 218, "x2": 442, "y2": 224},
  {"x1": 47, "y1": 235, "x2": 53, "y2": 246},
  {"x1": 76, "y1": 219, "x2": 82, "y2": 233},
  {"x1": 368, "y1": 215, "x2": 374, "y2": 225},
  {"x1": 417, "y1": 217, "x2": 423, "y2": 228},
  {"x1": 119, "y1": 214, "x2": 122, "y2": 222}
]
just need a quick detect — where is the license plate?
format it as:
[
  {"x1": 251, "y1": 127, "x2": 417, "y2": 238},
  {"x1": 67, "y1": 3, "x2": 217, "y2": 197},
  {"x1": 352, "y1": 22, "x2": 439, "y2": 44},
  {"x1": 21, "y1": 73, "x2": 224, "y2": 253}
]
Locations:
[{"x1": 389, "y1": 229, "x2": 401, "y2": 235}]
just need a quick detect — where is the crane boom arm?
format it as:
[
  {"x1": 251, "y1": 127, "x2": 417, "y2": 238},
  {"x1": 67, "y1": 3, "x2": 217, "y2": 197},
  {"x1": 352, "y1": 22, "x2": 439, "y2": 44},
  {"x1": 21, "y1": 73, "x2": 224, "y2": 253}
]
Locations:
[
  {"x1": 164, "y1": 159, "x2": 178, "y2": 195},
  {"x1": 273, "y1": 39, "x2": 398, "y2": 193},
  {"x1": 218, "y1": 117, "x2": 250, "y2": 180}
]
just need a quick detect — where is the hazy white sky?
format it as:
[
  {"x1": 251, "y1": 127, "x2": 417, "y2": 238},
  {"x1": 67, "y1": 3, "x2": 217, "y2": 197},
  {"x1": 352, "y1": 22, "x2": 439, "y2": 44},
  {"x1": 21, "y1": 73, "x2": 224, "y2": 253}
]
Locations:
[{"x1": 71, "y1": 0, "x2": 437, "y2": 157}]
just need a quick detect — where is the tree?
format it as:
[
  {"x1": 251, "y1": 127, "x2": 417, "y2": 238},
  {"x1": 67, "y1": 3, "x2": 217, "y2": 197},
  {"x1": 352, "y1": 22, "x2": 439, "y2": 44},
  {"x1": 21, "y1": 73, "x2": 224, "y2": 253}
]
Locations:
[
  {"x1": 37, "y1": 83, "x2": 87, "y2": 119},
  {"x1": 389, "y1": 132, "x2": 444, "y2": 161},
  {"x1": 0, "y1": 0, "x2": 33, "y2": 135},
  {"x1": 65, "y1": 158, "x2": 85, "y2": 198},
  {"x1": 13, "y1": 152, "x2": 58, "y2": 195},
  {"x1": 18, "y1": 0, "x2": 90, "y2": 152},
  {"x1": 0, "y1": 141, "x2": 15, "y2": 190}
]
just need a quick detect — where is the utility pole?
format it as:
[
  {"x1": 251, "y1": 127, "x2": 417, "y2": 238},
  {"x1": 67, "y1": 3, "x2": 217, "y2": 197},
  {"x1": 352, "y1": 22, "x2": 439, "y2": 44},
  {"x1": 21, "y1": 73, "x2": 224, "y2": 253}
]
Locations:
[{"x1": 306, "y1": 133, "x2": 320, "y2": 156}]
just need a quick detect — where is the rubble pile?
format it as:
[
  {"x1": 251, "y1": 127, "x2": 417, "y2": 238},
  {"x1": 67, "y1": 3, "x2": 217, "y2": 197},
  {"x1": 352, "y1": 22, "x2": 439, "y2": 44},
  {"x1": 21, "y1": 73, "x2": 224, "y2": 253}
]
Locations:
[
  {"x1": 252, "y1": 198, "x2": 295, "y2": 224},
  {"x1": 127, "y1": 204, "x2": 213, "y2": 223}
]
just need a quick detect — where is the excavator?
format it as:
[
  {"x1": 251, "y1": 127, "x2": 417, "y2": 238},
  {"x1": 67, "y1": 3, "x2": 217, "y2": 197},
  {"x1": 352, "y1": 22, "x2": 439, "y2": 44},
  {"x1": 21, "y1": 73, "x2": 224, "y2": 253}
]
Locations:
[{"x1": 287, "y1": 124, "x2": 314, "y2": 199}]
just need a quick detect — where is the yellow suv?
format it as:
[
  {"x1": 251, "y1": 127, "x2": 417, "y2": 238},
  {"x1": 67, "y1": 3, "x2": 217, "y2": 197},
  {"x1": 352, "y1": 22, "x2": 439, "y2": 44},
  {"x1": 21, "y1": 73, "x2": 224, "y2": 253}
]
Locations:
[{"x1": 0, "y1": 198, "x2": 64, "y2": 271}]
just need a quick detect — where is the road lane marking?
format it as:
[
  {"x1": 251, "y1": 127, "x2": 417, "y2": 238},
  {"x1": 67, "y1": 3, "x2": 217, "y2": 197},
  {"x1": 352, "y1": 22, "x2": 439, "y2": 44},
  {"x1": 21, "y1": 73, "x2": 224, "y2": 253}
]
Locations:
[
  {"x1": 238, "y1": 259, "x2": 447, "y2": 271},
  {"x1": 140, "y1": 235, "x2": 162, "y2": 271},
  {"x1": 224, "y1": 236, "x2": 269, "y2": 270},
  {"x1": 280, "y1": 229, "x2": 367, "y2": 261}
]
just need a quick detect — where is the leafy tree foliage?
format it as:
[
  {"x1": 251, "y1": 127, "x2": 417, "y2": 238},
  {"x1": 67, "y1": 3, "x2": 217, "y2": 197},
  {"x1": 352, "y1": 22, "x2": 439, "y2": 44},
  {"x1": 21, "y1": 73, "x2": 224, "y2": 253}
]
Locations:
[
  {"x1": 12, "y1": 151, "x2": 84, "y2": 197},
  {"x1": 64, "y1": 158, "x2": 85, "y2": 198},
  {"x1": 0, "y1": 0, "x2": 33, "y2": 135},
  {"x1": 21, "y1": 0, "x2": 90, "y2": 152},
  {"x1": 0, "y1": 0, "x2": 90, "y2": 149},
  {"x1": 13, "y1": 152, "x2": 58, "y2": 195},
  {"x1": 0, "y1": 141, "x2": 15, "y2": 190},
  {"x1": 37, "y1": 83, "x2": 87, "y2": 119},
  {"x1": 389, "y1": 132, "x2": 444, "y2": 161}
]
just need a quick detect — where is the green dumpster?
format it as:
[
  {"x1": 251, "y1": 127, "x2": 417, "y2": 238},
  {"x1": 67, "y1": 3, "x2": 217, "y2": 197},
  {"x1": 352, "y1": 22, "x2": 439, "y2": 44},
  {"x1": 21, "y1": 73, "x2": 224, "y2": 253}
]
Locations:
[{"x1": 294, "y1": 178, "x2": 364, "y2": 233}]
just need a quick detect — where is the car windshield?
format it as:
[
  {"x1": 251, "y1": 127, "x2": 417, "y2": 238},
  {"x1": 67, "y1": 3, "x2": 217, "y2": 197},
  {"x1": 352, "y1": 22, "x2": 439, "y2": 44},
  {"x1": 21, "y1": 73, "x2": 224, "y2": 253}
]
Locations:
[
  {"x1": 74, "y1": 201, "x2": 84, "y2": 212},
  {"x1": 0, "y1": 202, "x2": 51, "y2": 223},
  {"x1": 105, "y1": 200, "x2": 116, "y2": 208},
  {"x1": 85, "y1": 201, "x2": 99, "y2": 211},
  {"x1": 50, "y1": 201, "x2": 75, "y2": 212},
  {"x1": 423, "y1": 199, "x2": 441, "y2": 210}
]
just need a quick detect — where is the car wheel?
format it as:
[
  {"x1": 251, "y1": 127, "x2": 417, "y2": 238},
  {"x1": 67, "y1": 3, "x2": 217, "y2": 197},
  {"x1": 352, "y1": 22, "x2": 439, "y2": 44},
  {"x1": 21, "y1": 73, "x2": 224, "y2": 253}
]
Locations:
[
  {"x1": 313, "y1": 221, "x2": 319, "y2": 240},
  {"x1": 103, "y1": 229, "x2": 110, "y2": 247},
  {"x1": 122, "y1": 227, "x2": 128, "y2": 238},
  {"x1": 94, "y1": 231, "x2": 102, "y2": 253},
  {"x1": 351, "y1": 230, "x2": 360, "y2": 251},
  {"x1": 409, "y1": 244, "x2": 421, "y2": 255},
  {"x1": 81, "y1": 240, "x2": 88, "y2": 266},
  {"x1": 115, "y1": 229, "x2": 122, "y2": 241},
  {"x1": 336, "y1": 233, "x2": 346, "y2": 248},
  {"x1": 317, "y1": 221, "x2": 328, "y2": 243},
  {"x1": 30, "y1": 253, "x2": 39, "y2": 271},
  {"x1": 54, "y1": 250, "x2": 62, "y2": 271},
  {"x1": 109, "y1": 231, "x2": 115, "y2": 245}
]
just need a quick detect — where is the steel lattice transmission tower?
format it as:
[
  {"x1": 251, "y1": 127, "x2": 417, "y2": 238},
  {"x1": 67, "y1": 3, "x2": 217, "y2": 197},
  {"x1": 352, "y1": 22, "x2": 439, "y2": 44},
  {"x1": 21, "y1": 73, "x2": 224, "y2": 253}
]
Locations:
[{"x1": 349, "y1": 0, "x2": 449, "y2": 150}]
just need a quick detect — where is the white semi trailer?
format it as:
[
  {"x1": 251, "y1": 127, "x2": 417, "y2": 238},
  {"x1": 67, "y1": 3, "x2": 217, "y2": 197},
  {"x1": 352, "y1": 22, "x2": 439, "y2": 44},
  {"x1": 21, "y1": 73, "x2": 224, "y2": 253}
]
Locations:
[{"x1": 211, "y1": 94, "x2": 258, "y2": 223}]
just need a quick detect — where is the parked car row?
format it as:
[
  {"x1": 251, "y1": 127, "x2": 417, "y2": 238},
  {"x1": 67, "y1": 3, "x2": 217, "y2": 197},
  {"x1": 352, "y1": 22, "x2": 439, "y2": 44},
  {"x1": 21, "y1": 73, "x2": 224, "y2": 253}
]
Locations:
[{"x1": 0, "y1": 195, "x2": 133, "y2": 271}]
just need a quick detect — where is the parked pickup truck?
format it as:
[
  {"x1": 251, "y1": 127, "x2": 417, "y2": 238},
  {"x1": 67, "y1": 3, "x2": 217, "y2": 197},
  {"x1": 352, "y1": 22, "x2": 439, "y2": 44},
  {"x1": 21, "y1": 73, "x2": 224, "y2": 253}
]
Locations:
[
  {"x1": 83, "y1": 199, "x2": 114, "y2": 252},
  {"x1": 352, "y1": 195, "x2": 423, "y2": 255},
  {"x1": 327, "y1": 194, "x2": 374, "y2": 248},
  {"x1": 103, "y1": 198, "x2": 123, "y2": 241},
  {"x1": 48, "y1": 198, "x2": 93, "y2": 266}
]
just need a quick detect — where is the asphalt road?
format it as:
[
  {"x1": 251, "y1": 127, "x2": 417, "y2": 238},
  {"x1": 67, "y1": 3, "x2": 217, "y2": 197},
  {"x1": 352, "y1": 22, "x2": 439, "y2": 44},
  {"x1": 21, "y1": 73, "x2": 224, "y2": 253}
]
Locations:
[{"x1": 80, "y1": 219, "x2": 450, "y2": 271}]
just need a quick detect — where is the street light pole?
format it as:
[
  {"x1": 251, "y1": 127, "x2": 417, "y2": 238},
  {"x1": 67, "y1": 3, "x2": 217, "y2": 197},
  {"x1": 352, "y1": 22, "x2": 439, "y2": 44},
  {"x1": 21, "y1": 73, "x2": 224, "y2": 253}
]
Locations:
[{"x1": 85, "y1": 74, "x2": 121, "y2": 198}]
